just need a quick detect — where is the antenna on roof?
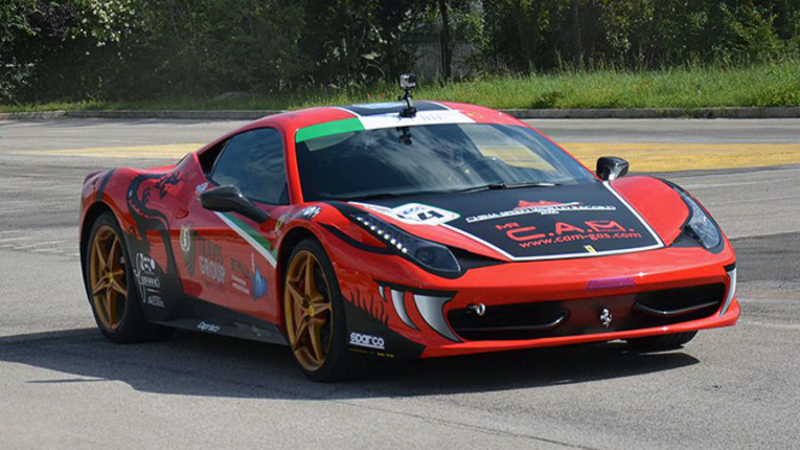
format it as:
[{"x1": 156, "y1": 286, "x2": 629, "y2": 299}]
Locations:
[{"x1": 398, "y1": 74, "x2": 417, "y2": 118}]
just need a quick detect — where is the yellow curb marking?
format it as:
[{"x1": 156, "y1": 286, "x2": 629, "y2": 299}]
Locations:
[
  {"x1": 562, "y1": 142, "x2": 800, "y2": 172},
  {"x1": 13, "y1": 142, "x2": 800, "y2": 172}
]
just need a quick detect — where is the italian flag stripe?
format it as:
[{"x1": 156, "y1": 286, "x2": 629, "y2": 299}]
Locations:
[
  {"x1": 295, "y1": 110, "x2": 475, "y2": 143},
  {"x1": 296, "y1": 118, "x2": 364, "y2": 143},
  {"x1": 216, "y1": 212, "x2": 278, "y2": 267}
]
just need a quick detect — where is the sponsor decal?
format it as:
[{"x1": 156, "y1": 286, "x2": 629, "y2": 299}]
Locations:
[
  {"x1": 251, "y1": 266, "x2": 267, "y2": 300},
  {"x1": 353, "y1": 202, "x2": 459, "y2": 226},
  {"x1": 586, "y1": 276, "x2": 636, "y2": 291},
  {"x1": 234, "y1": 322, "x2": 266, "y2": 338},
  {"x1": 197, "y1": 236, "x2": 225, "y2": 285},
  {"x1": 180, "y1": 225, "x2": 196, "y2": 276},
  {"x1": 349, "y1": 332, "x2": 386, "y2": 350},
  {"x1": 465, "y1": 201, "x2": 617, "y2": 224},
  {"x1": 195, "y1": 182, "x2": 208, "y2": 195},
  {"x1": 230, "y1": 258, "x2": 250, "y2": 296},
  {"x1": 137, "y1": 252, "x2": 157, "y2": 273},
  {"x1": 584, "y1": 245, "x2": 597, "y2": 253},
  {"x1": 229, "y1": 254, "x2": 267, "y2": 300},
  {"x1": 299, "y1": 206, "x2": 321, "y2": 220},
  {"x1": 146, "y1": 295, "x2": 165, "y2": 308},
  {"x1": 197, "y1": 321, "x2": 221, "y2": 333},
  {"x1": 133, "y1": 252, "x2": 161, "y2": 305},
  {"x1": 139, "y1": 275, "x2": 160, "y2": 289}
]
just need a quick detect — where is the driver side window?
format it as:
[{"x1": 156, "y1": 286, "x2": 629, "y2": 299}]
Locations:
[{"x1": 210, "y1": 128, "x2": 288, "y2": 204}]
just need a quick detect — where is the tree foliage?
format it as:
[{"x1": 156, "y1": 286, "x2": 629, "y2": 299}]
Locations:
[{"x1": 1, "y1": 0, "x2": 798, "y2": 103}]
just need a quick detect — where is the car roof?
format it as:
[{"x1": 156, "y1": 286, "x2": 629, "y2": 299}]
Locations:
[
  {"x1": 196, "y1": 100, "x2": 527, "y2": 155},
  {"x1": 250, "y1": 100, "x2": 524, "y2": 131}
]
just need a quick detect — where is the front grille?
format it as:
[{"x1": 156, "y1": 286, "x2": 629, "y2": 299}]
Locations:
[{"x1": 447, "y1": 283, "x2": 726, "y2": 341}]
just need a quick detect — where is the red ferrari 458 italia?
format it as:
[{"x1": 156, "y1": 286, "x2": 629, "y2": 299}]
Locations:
[{"x1": 80, "y1": 84, "x2": 738, "y2": 381}]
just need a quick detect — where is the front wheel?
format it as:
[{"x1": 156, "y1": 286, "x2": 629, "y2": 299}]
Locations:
[
  {"x1": 626, "y1": 331, "x2": 697, "y2": 351},
  {"x1": 283, "y1": 238, "x2": 354, "y2": 382}
]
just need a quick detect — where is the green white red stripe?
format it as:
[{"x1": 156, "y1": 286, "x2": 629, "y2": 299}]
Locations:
[
  {"x1": 215, "y1": 212, "x2": 278, "y2": 267},
  {"x1": 296, "y1": 110, "x2": 475, "y2": 143}
]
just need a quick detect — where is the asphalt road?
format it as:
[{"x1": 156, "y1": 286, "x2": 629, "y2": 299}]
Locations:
[{"x1": 0, "y1": 118, "x2": 798, "y2": 450}]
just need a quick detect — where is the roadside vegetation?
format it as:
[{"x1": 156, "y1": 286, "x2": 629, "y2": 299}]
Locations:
[{"x1": 2, "y1": 59, "x2": 797, "y2": 112}]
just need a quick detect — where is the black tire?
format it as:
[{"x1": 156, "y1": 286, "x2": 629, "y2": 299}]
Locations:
[
  {"x1": 626, "y1": 331, "x2": 697, "y2": 351},
  {"x1": 283, "y1": 237, "x2": 355, "y2": 382},
  {"x1": 83, "y1": 211, "x2": 173, "y2": 343}
]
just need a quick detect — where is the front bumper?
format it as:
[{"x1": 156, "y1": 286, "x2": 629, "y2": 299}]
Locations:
[
  {"x1": 328, "y1": 226, "x2": 739, "y2": 359},
  {"x1": 428, "y1": 297, "x2": 739, "y2": 357}
]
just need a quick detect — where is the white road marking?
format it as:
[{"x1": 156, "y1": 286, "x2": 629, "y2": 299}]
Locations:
[
  {"x1": 13, "y1": 240, "x2": 64, "y2": 250},
  {"x1": 0, "y1": 237, "x2": 29, "y2": 243}
]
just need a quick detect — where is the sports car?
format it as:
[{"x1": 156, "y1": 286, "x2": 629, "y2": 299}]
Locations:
[{"x1": 80, "y1": 92, "x2": 739, "y2": 381}]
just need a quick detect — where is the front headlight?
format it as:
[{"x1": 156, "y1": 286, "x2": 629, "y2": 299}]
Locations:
[
  {"x1": 350, "y1": 211, "x2": 461, "y2": 275},
  {"x1": 675, "y1": 188, "x2": 722, "y2": 249}
]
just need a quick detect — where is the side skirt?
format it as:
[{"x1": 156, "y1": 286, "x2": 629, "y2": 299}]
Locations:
[{"x1": 152, "y1": 296, "x2": 288, "y2": 346}]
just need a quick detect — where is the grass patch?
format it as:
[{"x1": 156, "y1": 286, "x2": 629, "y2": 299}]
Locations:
[{"x1": 2, "y1": 61, "x2": 798, "y2": 112}]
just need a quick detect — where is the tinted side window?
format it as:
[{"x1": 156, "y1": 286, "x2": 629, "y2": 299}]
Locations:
[{"x1": 210, "y1": 128, "x2": 288, "y2": 204}]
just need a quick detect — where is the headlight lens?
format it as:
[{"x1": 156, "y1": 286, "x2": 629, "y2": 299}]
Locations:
[
  {"x1": 350, "y1": 212, "x2": 461, "y2": 275},
  {"x1": 677, "y1": 189, "x2": 721, "y2": 249}
]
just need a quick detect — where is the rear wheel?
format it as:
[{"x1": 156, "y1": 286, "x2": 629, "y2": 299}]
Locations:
[
  {"x1": 626, "y1": 331, "x2": 697, "y2": 351},
  {"x1": 84, "y1": 211, "x2": 172, "y2": 343},
  {"x1": 283, "y1": 238, "x2": 354, "y2": 382}
]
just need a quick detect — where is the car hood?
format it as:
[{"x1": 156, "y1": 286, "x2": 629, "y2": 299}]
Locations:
[{"x1": 350, "y1": 179, "x2": 684, "y2": 262}]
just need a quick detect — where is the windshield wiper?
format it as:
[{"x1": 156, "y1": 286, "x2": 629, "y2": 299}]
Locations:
[
  {"x1": 340, "y1": 182, "x2": 559, "y2": 202},
  {"x1": 453, "y1": 181, "x2": 558, "y2": 194},
  {"x1": 344, "y1": 192, "x2": 408, "y2": 202}
]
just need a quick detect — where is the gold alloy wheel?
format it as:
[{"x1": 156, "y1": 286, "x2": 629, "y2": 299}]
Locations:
[
  {"x1": 284, "y1": 250, "x2": 334, "y2": 372},
  {"x1": 89, "y1": 225, "x2": 127, "y2": 331}
]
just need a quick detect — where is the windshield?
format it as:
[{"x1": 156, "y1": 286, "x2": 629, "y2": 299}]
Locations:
[{"x1": 295, "y1": 123, "x2": 595, "y2": 202}]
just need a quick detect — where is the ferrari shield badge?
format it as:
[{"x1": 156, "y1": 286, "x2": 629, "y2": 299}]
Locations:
[{"x1": 599, "y1": 308, "x2": 613, "y2": 328}]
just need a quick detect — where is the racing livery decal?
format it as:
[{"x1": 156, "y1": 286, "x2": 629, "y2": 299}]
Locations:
[
  {"x1": 342, "y1": 289, "x2": 425, "y2": 359},
  {"x1": 363, "y1": 182, "x2": 664, "y2": 261},
  {"x1": 126, "y1": 171, "x2": 183, "y2": 273},
  {"x1": 347, "y1": 290, "x2": 389, "y2": 326}
]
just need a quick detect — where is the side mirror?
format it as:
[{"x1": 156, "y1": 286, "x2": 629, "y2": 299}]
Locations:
[
  {"x1": 596, "y1": 156, "x2": 629, "y2": 181},
  {"x1": 200, "y1": 185, "x2": 269, "y2": 223}
]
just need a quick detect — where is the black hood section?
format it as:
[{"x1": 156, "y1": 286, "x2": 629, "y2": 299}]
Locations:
[{"x1": 357, "y1": 182, "x2": 664, "y2": 261}]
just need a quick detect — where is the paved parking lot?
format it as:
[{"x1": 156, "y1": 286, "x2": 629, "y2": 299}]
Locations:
[{"x1": 0, "y1": 118, "x2": 798, "y2": 449}]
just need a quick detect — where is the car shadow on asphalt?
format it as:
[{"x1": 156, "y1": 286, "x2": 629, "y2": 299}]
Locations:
[{"x1": 0, "y1": 327, "x2": 698, "y2": 400}]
